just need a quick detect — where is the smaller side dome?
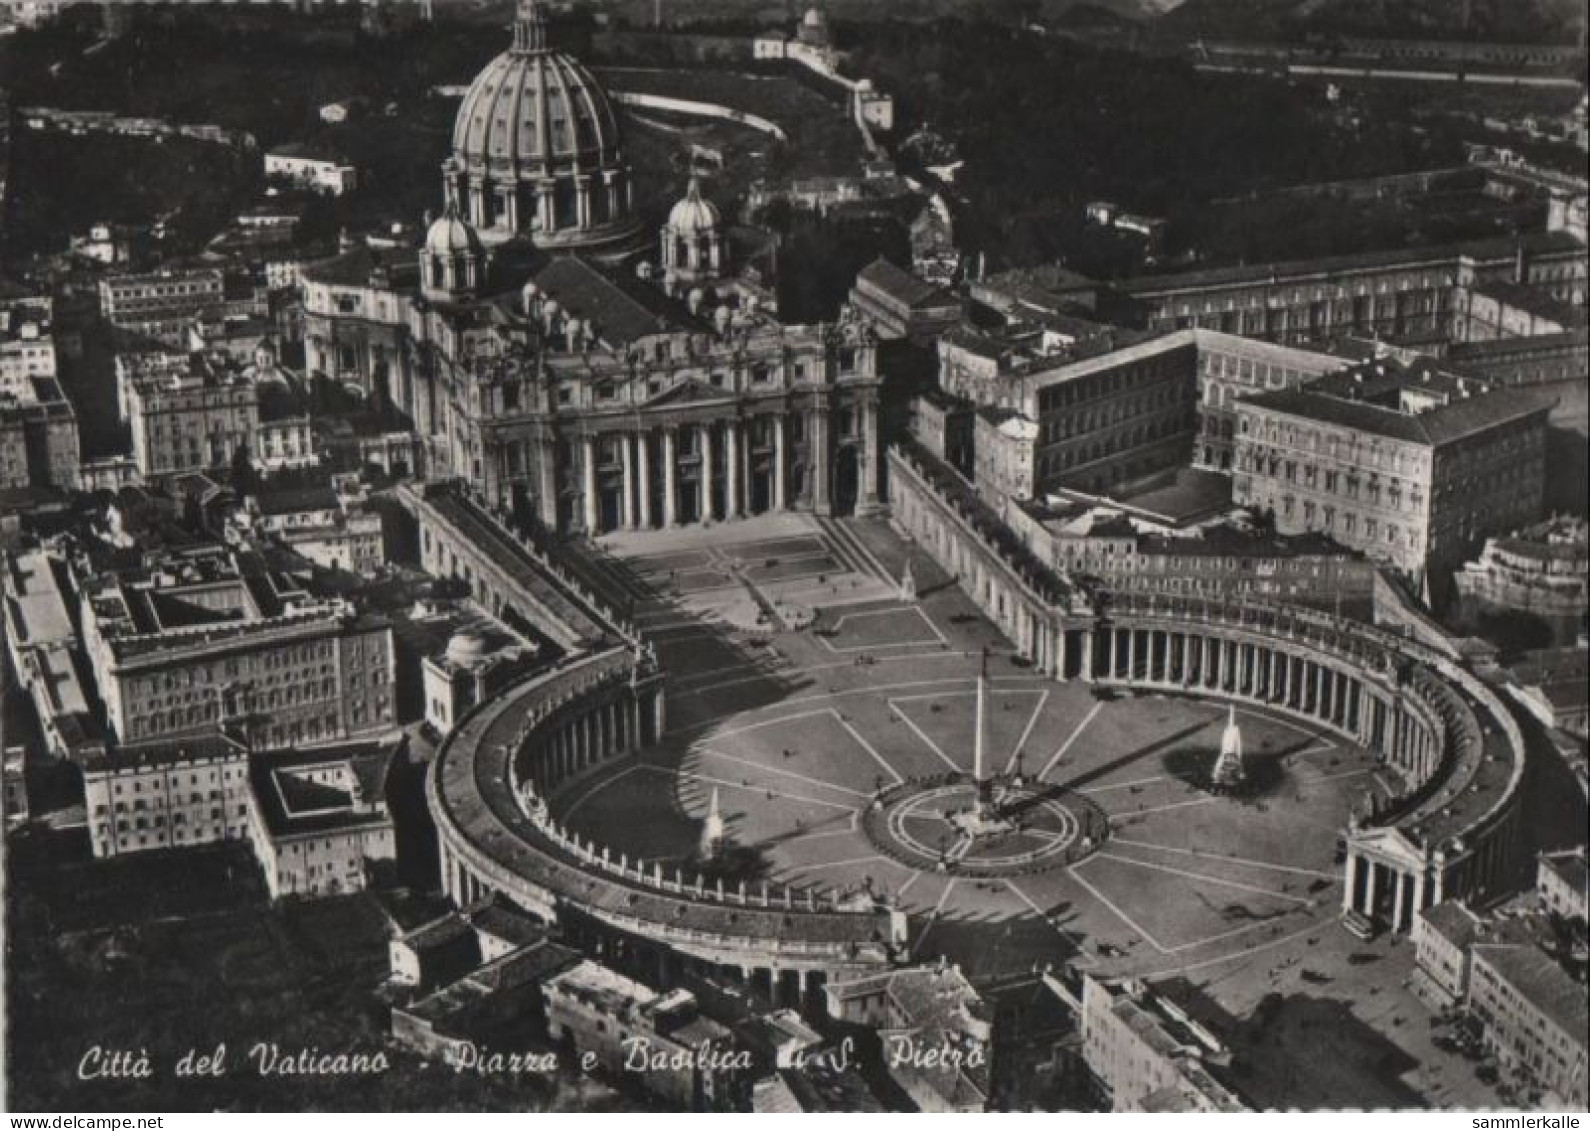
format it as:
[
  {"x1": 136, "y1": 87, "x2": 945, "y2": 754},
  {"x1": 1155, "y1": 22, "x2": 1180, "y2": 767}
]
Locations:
[
  {"x1": 667, "y1": 177, "x2": 720, "y2": 235},
  {"x1": 425, "y1": 202, "x2": 483, "y2": 257}
]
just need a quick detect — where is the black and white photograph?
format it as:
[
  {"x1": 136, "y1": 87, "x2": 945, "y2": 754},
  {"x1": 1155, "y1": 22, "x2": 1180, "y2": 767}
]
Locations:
[{"x1": 0, "y1": 0, "x2": 1585, "y2": 1115}]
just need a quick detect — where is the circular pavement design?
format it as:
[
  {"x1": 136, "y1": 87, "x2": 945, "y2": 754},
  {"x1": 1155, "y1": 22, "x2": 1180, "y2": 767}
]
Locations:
[{"x1": 554, "y1": 646, "x2": 1372, "y2": 981}]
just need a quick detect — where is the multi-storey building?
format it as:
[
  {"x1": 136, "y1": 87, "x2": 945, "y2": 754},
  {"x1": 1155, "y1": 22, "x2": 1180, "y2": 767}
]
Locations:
[
  {"x1": 1232, "y1": 358, "x2": 1553, "y2": 577},
  {"x1": 1448, "y1": 328, "x2": 1589, "y2": 388},
  {"x1": 0, "y1": 305, "x2": 57, "y2": 398},
  {"x1": 3, "y1": 748, "x2": 27, "y2": 829},
  {"x1": 1007, "y1": 506, "x2": 1376, "y2": 608},
  {"x1": 1453, "y1": 280, "x2": 1586, "y2": 343},
  {"x1": 117, "y1": 350, "x2": 258, "y2": 479},
  {"x1": 849, "y1": 257, "x2": 963, "y2": 345},
  {"x1": 423, "y1": 620, "x2": 538, "y2": 738},
  {"x1": 231, "y1": 484, "x2": 385, "y2": 575},
  {"x1": 1453, "y1": 516, "x2": 1587, "y2": 616},
  {"x1": 826, "y1": 963, "x2": 992, "y2": 1113},
  {"x1": 972, "y1": 408, "x2": 1038, "y2": 509},
  {"x1": 0, "y1": 379, "x2": 80, "y2": 491},
  {"x1": 1122, "y1": 231, "x2": 1587, "y2": 346},
  {"x1": 2, "y1": 548, "x2": 103, "y2": 760},
  {"x1": 263, "y1": 145, "x2": 359, "y2": 196},
  {"x1": 299, "y1": 0, "x2": 882, "y2": 533},
  {"x1": 99, "y1": 269, "x2": 225, "y2": 347},
  {"x1": 245, "y1": 743, "x2": 397, "y2": 898},
  {"x1": 1411, "y1": 900, "x2": 1484, "y2": 1006},
  {"x1": 938, "y1": 326, "x2": 1346, "y2": 500},
  {"x1": 1536, "y1": 849, "x2": 1588, "y2": 925},
  {"x1": 81, "y1": 732, "x2": 251, "y2": 859},
  {"x1": 77, "y1": 546, "x2": 396, "y2": 750},
  {"x1": 544, "y1": 963, "x2": 737, "y2": 1110},
  {"x1": 1078, "y1": 975, "x2": 1247, "y2": 1113},
  {"x1": 1505, "y1": 646, "x2": 1589, "y2": 740},
  {"x1": 1025, "y1": 334, "x2": 1199, "y2": 496},
  {"x1": 1468, "y1": 943, "x2": 1588, "y2": 1109},
  {"x1": 1189, "y1": 330, "x2": 1346, "y2": 472}
]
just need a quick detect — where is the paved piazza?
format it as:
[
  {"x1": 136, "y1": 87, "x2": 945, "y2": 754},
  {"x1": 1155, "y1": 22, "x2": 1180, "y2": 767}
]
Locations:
[{"x1": 564, "y1": 515, "x2": 1393, "y2": 982}]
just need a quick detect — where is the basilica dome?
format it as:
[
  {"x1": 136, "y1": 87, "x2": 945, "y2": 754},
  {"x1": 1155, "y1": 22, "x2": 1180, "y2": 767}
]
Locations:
[{"x1": 441, "y1": 0, "x2": 642, "y2": 261}]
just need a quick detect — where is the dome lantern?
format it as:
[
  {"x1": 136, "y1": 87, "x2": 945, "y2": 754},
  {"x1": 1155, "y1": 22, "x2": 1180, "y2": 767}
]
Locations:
[{"x1": 511, "y1": 0, "x2": 549, "y2": 54}]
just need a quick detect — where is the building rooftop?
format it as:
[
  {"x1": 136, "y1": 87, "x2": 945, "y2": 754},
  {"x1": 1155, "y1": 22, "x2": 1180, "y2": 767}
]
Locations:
[
  {"x1": 1538, "y1": 849, "x2": 1588, "y2": 902},
  {"x1": 268, "y1": 141, "x2": 353, "y2": 166},
  {"x1": 856, "y1": 257, "x2": 957, "y2": 311},
  {"x1": 464, "y1": 895, "x2": 548, "y2": 951},
  {"x1": 1471, "y1": 942, "x2": 1589, "y2": 1043},
  {"x1": 1122, "y1": 231, "x2": 1585, "y2": 296},
  {"x1": 4, "y1": 549, "x2": 75, "y2": 647},
  {"x1": 1244, "y1": 357, "x2": 1557, "y2": 447},
  {"x1": 81, "y1": 729, "x2": 248, "y2": 774},
  {"x1": 254, "y1": 485, "x2": 340, "y2": 517},
  {"x1": 533, "y1": 256, "x2": 706, "y2": 347},
  {"x1": 248, "y1": 741, "x2": 395, "y2": 841},
  {"x1": 1419, "y1": 899, "x2": 1484, "y2": 949},
  {"x1": 399, "y1": 912, "x2": 474, "y2": 955}
]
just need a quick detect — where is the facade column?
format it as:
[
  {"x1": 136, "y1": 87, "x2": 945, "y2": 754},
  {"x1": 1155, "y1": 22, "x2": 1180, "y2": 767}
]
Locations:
[
  {"x1": 1343, "y1": 853, "x2": 1361, "y2": 912},
  {"x1": 581, "y1": 434, "x2": 600, "y2": 535},
  {"x1": 1392, "y1": 869, "x2": 1410, "y2": 932},
  {"x1": 1057, "y1": 628, "x2": 1070, "y2": 682},
  {"x1": 620, "y1": 433, "x2": 636, "y2": 530},
  {"x1": 1366, "y1": 861, "x2": 1382, "y2": 920},
  {"x1": 1125, "y1": 629, "x2": 1137, "y2": 682},
  {"x1": 726, "y1": 420, "x2": 742, "y2": 519},
  {"x1": 1081, "y1": 630, "x2": 1094, "y2": 682},
  {"x1": 663, "y1": 429, "x2": 679, "y2": 527},
  {"x1": 637, "y1": 431, "x2": 653, "y2": 529},
  {"x1": 772, "y1": 415, "x2": 788, "y2": 511},
  {"x1": 700, "y1": 424, "x2": 716, "y2": 522},
  {"x1": 858, "y1": 399, "x2": 881, "y2": 512},
  {"x1": 1314, "y1": 664, "x2": 1326, "y2": 718},
  {"x1": 808, "y1": 409, "x2": 830, "y2": 514}
]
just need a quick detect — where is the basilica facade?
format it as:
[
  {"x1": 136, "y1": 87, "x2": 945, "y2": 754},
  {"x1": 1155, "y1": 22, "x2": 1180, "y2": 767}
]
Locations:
[{"x1": 302, "y1": 0, "x2": 882, "y2": 534}]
